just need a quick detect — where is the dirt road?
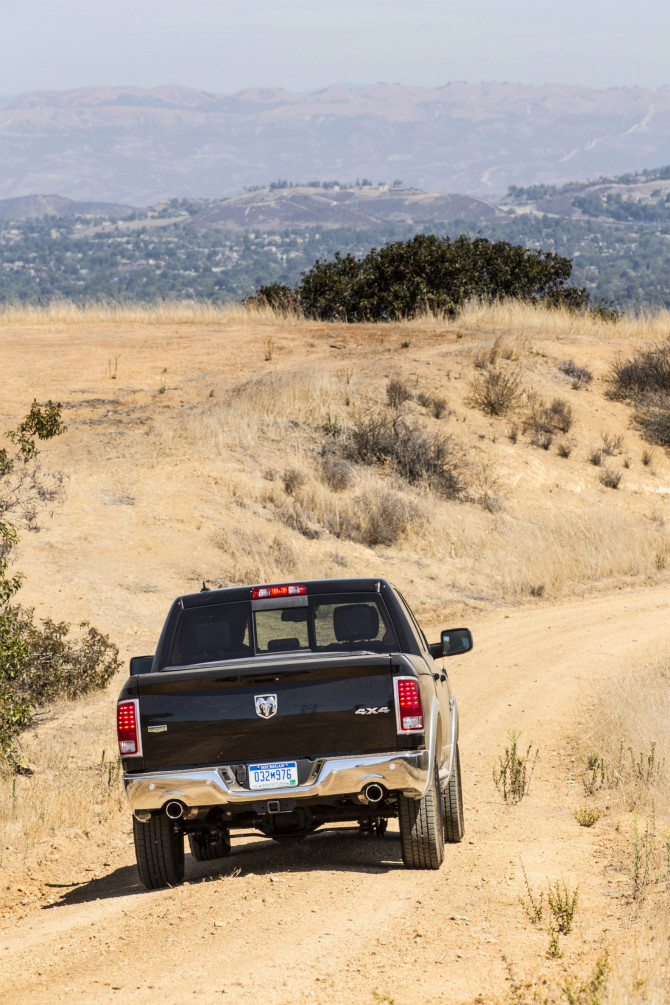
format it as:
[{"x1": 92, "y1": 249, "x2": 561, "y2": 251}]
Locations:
[{"x1": 3, "y1": 583, "x2": 669, "y2": 1005}]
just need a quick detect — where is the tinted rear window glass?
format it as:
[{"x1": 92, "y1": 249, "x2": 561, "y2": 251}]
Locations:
[
  {"x1": 167, "y1": 602, "x2": 252, "y2": 667},
  {"x1": 164, "y1": 593, "x2": 398, "y2": 667}
]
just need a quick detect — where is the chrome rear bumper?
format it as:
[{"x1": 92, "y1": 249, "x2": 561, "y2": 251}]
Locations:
[{"x1": 124, "y1": 748, "x2": 437, "y2": 816}]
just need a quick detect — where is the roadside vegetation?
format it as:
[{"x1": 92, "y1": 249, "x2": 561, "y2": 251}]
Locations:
[{"x1": 0, "y1": 402, "x2": 120, "y2": 770}]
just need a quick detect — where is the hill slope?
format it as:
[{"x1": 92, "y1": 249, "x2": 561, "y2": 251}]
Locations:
[{"x1": 191, "y1": 185, "x2": 505, "y2": 230}]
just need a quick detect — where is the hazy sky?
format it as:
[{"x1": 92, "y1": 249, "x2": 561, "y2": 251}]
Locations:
[{"x1": 2, "y1": 0, "x2": 669, "y2": 95}]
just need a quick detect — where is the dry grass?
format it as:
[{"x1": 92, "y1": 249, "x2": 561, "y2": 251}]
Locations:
[
  {"x1": 604, "y1": 915, "x2": 670, "y2": 1005},
  {"x1": 456, "y1": 299, "x2": 670, "y2": 341},
  {"x1": 589, "y1": 656, "x2": 670, "y2": 813},
  {"x1": 0, "y1": 694, "x2": 125, "y2": 862},
  {"x1": 2, "y1": 297, "x2": 669, "y2": 341},
  {"x1": 124, "y1": 355, "x2": 670, "y2": 604},
  {"x1": 0, "y1": 299, "x2": 302, "y2": 325}
]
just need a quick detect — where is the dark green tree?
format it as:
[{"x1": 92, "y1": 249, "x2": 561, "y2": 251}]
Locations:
[{"x1": 295, "y1": 234, "x2": 610, "y2": 322}]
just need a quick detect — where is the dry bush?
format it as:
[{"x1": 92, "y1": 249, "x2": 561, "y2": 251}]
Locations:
[
  {"x1": 559, "y1": 358, "x2": 594, "y2": 389},
  {"x1": 474, "y1": 334, "x2": 523, "y2": 369},
  {"x1": 601, "y1": 432, "x2": 624, "y2": 456},
  {"x1": 557, "y1": 440, "x2": 573, "y2": 458},
  {"x1": 531, "y1": 430, "x2": 553, "y2": 451},
  {"x1": 319, "y1": 451, "x2": 354, "y2": 492},
  {"x1": 632, "y1": 393, "x2": 670, "y2": 447},
  {"x1": 610, "y1": 342, "x2": 670, "y2": 399},
  {"x1": 283, "y1": 468, "x2": 306, "y2": 495},
  {"x1": 348, "y1": 487, "x2": 415, "y2": 546},
  {"x1": 341, "y1": 411, "x2": 466, "y2": 498},
  {"x1": 386, "y1": 378, "x2": 412, "y2": 409},
  {"x1": 589, "y1": 448, "x2": 604, "y2": 466},
  {"x1": 416, "y1": 391, "x2": 448, "y2": 419},
  {"x1": 469, "y1": 366, "x2": 526, "y2": 417},
  {"x1": 600, "y1": 468, "x2": 622, "y2": 489},
  {"x1": 273, "y1": 470, "x2": 424, "y2": 548},
  {"x1": 525, "y1": 396, "x2": 574, "y2": 436}
]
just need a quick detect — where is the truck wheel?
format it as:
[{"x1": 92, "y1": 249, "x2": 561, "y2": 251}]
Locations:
[
  {"x1": 188, "y1": 830, "x2": 231, "y2": 861},
  {"x1": 443, "y1": 743, "x2": 465, "y2": 843},
  {"x1": 398, "y1": 760, "x2": 445, "y2": 869},
  {"x1": 133, "y1": 814, "x2": 185, "y2": 890}
]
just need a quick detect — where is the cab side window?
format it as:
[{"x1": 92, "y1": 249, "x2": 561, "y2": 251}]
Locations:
[{"x1": 395, "y1": 590, "x2": 430, "y2": 655}]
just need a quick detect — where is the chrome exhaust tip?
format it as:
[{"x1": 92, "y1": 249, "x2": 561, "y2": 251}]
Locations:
[
  {"x1": 364, "y1": 783, "x2": 385, "y2": 804},
  {"x1": 165, "y1": 800, "x2": 185, "y2": 820}
]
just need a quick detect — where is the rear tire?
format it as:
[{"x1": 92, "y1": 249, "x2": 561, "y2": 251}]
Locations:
[
  {"x1": 133, "y1": 814, "x2": 185, "y2": 890},
  {"x1": 443, "y1": 743, "x2": 465, "y2": 843},
  {"x1": 188, "y1": 830, "x2": 231, "y2": 861},
  {"x1": 398, "y1": 760, "x2": 445, "y2": 869}
]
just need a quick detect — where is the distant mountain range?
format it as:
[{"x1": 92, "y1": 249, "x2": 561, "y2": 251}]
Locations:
[{"x1": 2, "y1": 83, "x2": 670, "y2": 205}]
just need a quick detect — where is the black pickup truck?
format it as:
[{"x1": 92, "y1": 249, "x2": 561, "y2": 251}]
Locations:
[{"x1": 117, "y1": 578, "x2": 472, "y2": 889}]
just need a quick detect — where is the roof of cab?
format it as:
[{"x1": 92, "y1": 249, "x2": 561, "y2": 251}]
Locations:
[{"x1": 180, "y1": 577, "x2": 389, "y2": 609}]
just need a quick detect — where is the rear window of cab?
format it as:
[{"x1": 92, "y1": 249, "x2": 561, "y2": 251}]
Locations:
[{"x1": 164, "y1": 593, "x2": 399, "y2": 668}]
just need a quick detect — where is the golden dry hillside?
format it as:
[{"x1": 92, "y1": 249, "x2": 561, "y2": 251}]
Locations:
[
  {"x1": 2, "y1": 301, "x2": 670, "y2": 1004},
  {"x1": 4, "y1": 300, "x2": 670, "y2": 631}
]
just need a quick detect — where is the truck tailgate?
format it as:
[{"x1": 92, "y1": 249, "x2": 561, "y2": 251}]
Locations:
[{"x1": 135, "y1": 654, "x2": 409, "y2": 771}]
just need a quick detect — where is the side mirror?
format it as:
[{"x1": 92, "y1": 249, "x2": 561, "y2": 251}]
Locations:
[
  {"x1": 130, "y1": 655, "x2": 154, "y2": 675},
  {"x1": 429, "y1": 629, "x2": 473, "y2": 660},
  {"x1": 441, "y1": 628, "x2": 473, "y2": 657}
]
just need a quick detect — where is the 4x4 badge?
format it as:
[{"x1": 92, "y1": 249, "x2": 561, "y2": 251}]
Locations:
[{"x1": 255, "y1": 694, "x2": 278, "y2": 718}]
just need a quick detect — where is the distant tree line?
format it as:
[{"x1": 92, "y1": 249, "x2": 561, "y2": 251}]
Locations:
[
  {"x1": 507, "y1": 165, "x2": 670, "y2": 203},
  {"x1": 245, "y1": 233, "x2": 619, "y2": 321},
  {"x1": 573, "y1": 192, "x2": 670, "y2": 223},
  {"x1": 3, "y1": 212, "x2": 670, "y2": 310}
]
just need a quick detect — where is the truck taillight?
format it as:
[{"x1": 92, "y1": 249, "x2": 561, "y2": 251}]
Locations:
[
  {"x1": 117, "y1": 699, "x2": 141, "y2": 756},
  {"x1": 394, "y1": 677, "x2": 424, "y2": 733},
  {"x1": 252, "y1": 583, "x2": 308, "y2": 599}
]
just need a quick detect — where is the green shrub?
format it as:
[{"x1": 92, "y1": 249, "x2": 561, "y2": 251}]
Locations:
[
  {"x1": 295, "y1": 235, "x2": 608, "y2": 322},
  {"x1": 1, "y1": 402, "x2": 121, "y2": 769},
  {"x1": 493, "y1": 729, "x2": 538, "y2": 803}
]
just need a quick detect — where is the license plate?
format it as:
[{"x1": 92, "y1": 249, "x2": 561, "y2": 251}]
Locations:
[{"x1": 248, "y1": 761, "x2": 298, "y2": 790}]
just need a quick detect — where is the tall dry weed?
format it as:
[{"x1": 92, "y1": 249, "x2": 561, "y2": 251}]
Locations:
[
  {"x1": 0, "y1": 695, "x2": 125, "y2": 861},
  {"x1": 0, "y1": 299, "x2": 302, "y2": 325},
  {"x1": 457, "y1": 299, "x2": 670, "y2": 341},
  {"x1": 589, "y1": 657, "x2": 670, "y2": 813}
]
